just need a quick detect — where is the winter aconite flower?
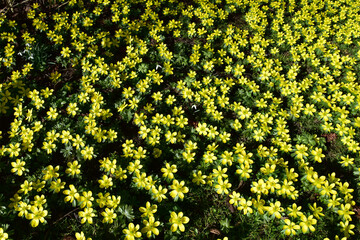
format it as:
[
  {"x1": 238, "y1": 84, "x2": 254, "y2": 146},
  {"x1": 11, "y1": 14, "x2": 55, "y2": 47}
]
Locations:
[
  {"x1": 7, "y1": 143, "x2": 20, "y2": 158},
  {"x1": 123, "y1": 223, "x2": 141, "y2": 240},
  {"x1": 169, "y1": 180, "x2": 189, "y2": 200},
  {"x1": 337, "y1": 204, "x2": 355, "y2": 221},
  {"x1": 78, "y1": 207, "x2": 96, "y2": 224},
  {"x1": 299, "y1": 215, "x2": 317, "y2": 233},
  {"x1": 0, "y1": 228, "x2": 8, "y2": 240},
  {"x1": 265, "y1": 201, "x2": 284, "y2": 219},
  {"x1": 101, "y1": 208, "x2": 117, "y2": 224},
  {"x1": 139, "y1": 202, "x2": 157, "y2": 218},
  {"x1": 169, "y1": 211, "x2": 189, "y2": 232},
  {"x1": 215, "y1": 178, "x2": 232, "y2": 195},
  {"x1": 141, "y1": 216, "x2": 160, "y2": 238},
  {"x1": 161, "y1": 163, "x2": 177, "y2": 180},
  {"x1": 25, "y1": 205, "x2": 48, "y2": 227},
  {"x1": 50, "y1": 179, "x2": 66, "y2": 193},
  {"x1": 2, "y1": 0, "x2": 360, "y2": 238},
  {"x1": 61, "y1": 47, "x2": 71, "y2": 58},
  {"x1": 75, "y1": 231, "x2": 92, "y2": 240},
  {"x1": 11, "y1": 159, "x2": 26, "y2": 176},
  {"x1": 63, "y1": 184, "x2": 79, "y2": 204},
  {"x1": 282, "y1": 219, "x2": 300, "y2": 236}
]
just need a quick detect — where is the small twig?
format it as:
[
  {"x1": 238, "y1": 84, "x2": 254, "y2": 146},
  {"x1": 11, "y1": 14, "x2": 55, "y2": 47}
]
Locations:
[
  {"x1": 56, "y1": 0, "x2": 69, "y2": 9},
  {"x1": 1, "y1": 0, "x2": 30, "y2": 14},
  {"x1": 52, "y1": 207, "x2": 80, "y2": 225},
  {"x1": 5, "y1": 0, "x2": 14, "y2": 12}
]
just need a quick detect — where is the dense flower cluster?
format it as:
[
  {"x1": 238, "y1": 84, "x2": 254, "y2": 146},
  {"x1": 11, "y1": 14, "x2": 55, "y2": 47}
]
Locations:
[{"x1": 0, "y1": 0, "x2": 360, "y2": 239}]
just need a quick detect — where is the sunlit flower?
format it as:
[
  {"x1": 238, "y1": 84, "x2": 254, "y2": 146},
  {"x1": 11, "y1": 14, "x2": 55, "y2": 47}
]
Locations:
[
  {"x1": 123, "y1": 223, "x2": 141, "y2": 240},
  {"x1": 169, "y1": 211, "x2": 189, "y2": 232}
]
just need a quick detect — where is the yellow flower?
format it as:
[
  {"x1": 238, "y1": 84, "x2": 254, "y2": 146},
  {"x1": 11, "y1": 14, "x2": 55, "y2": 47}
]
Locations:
[
  {"x1": 31, "y1": 195, "x2": 46, "y2": 207},
  {"x1": 320, "y1": 181, "x2": 337, "y2": 197},
  {"x1": 169, "y1": 211, "x2": 189, "y2": 232},
  {"x1": 213, "y1": 166, "x2": 228, "y2": 179},
  {"x1": 215, "y1": 178, "x2": 232, "y2": 195},
  {"x1": 236, "y1": 163, "x2": 252, "y2": 179},
  {"x1": 151, "y1": 91, "x2": 163, "y2": 102},
  {"x1": 42, "y1": 165, "x2": 60, "y2": 180},
  {"x1": 123, "y1": 223, "x2": 141, "y2": 240},
  {"x1": 151, "y1": 148, "x2": 162, "y2": 159},
  {"x1": 81, "y1": 146, "x2": 94, "y2": 160},
  {"x1": 26, "y1": 205, "x2": 48, "y2": 227},
  {"x1": 339, "y1": 220, "x2": 355, "y2": 237},
  {"x1": 170, "y1": 180, "x2": 189, "y2": 200},
  {"x1": 311, "y1": 147, "x2": 325, "y2": 163},
  {"x1": 66, "y1": 161, "x2": 81, "y2": 176},
  {"x1": 218, "y1": 131, "x2": 231, "y2": 143},
  {"x1": 63, "y1": 184, "x2": 79, "y2": 204},
  {"x1": 28, "y1": 179, "x2": 44, "y2": 193},
  {"x1": 237, "y1": 198, "x2": 253, "y2": 215},
  {"x1": 339, "y1": 155, "x2": 354, "y2": 167},
  {"x1": 251, "y1": 179, "x2": 268, "y2": 195},
  {"x1": 141, "y1": 216, "x2": 160, "y2": 238},
  {"x1": 192, "y1": 171, "x2": 207, "y2": 185},
  {"x1": 78, "y1": 207, "x2": 96, "y2": 224},
  {"x1": 151, "y1": 185, "x2": 168, "y2": 202},
  {"x1": 79, "y1": 191, "x2": 94, "y2": 209},
  {"x1": 61, "y1": 47, "x2": 71, "y2": 58},
  {"x1": 299, "y1": 215, "x2": 317, "y2": 233},
  {"x1": 327, "y1": 194, "x2": 340, "y2": 210},
  {"x1": 287, "y1": 203, "x2": 303, "y2": 218},
  {"x1": 42, "y1": 141, "x2": 56, "y2": 154},
  {"x1": 266, "y1": 176, "x2": 281, "y2": 193},
  {"x1": 114, "y1": 167, "x2": 127, "y2": 181},
  {"x1": 337, "y1": 203, "x2": 355, "y2": 221},
  {"x1": 337, "y1": 182, "x2": 354, "y2": 195},
  {"x1": 72, "y1": 134, "x2": 85, "y2": 150},
  {"x1": 67, "y1": 102, "x2": 79, "y2": 116},
  {"x1": 18, "y1": 180, "x2": 33, "y2": 195},
  {"x1": 0, "y1": 227, "x2": 8, "y2": 239},
  {"x1": 101, "y1": 208, "x2": 117, "y2": 224},
  {"x1": 15, "y1": 201, "x2": 30, "y2": 217},
  {"x1": 9, "y1": 193, "x2": 21, "y2": 209},
  {"x1": 265, "y1": 201, "x2": 283, "y2": 219},
  {"x1": 196, "y1": 122, "x2": 208, "y2": 136},
  {"x1": 161, "y1": 163, "x2": 177, "y2": 180},
  {"x1": 203, "y1": 60, "x2": 214, "y2": 71},
  {"x1": 318, "y1": 108, "x2": 332, "y2": 121},
  {"x1": 229, "y1": 191, "x2": 241, "y2": 206},
  {"x1": 309, "y1": 203, "x2": 324, "y2": 219},
  {"x1": 45, "y1": 130, "x2": 60, "y2": 143},
  {"x1": 233, "y1": 64, "x2": 245, "y2": 77},
  {"x1": 133, "y1": 171, "x2": 147, "y2": 189},
  {"x1": 106, "y1": 195, "x2": 121, "y2": 209},
  {"x1": 139, "y1": 201, "x2": 157, "y2": 218},
  {"x1": 11, "y1": 159, "x2": 26, "y2": 176},
  {"x1": 75, "y1": 231, "x2": 92, "y2": 240},
  {"x1": 50, "y1": 179, "x2": 66, "y2": 193},
  {"x1": 165, "y1": 131, "x2": 177, "y2": 144},
  {"x1": 303, "y1": 103, "x2": 316, "y2": 116},
  {"x1": 294, "y1": 144, "x2": 309, "y2": 160},
  {"x1": 7, "y1": 143, "x2": 21, "y2": 158},
  {"x1": 282, "y1": 219, "x2": 300, "y2": 236},
  {"x1": 60, "y1": 130, "x2": 73, "y2": 144},
  {"x1": 98, "y1": 175, "x2": 113, "y2": 189},
  {"x1": 96, "y1": 192, "x2": 110, "y2": 208}
]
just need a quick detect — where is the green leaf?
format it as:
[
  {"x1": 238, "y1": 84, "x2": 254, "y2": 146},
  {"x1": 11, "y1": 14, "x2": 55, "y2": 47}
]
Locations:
[{"x1": 118, "y1": 204, "x2": 134, "y2": 221}]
